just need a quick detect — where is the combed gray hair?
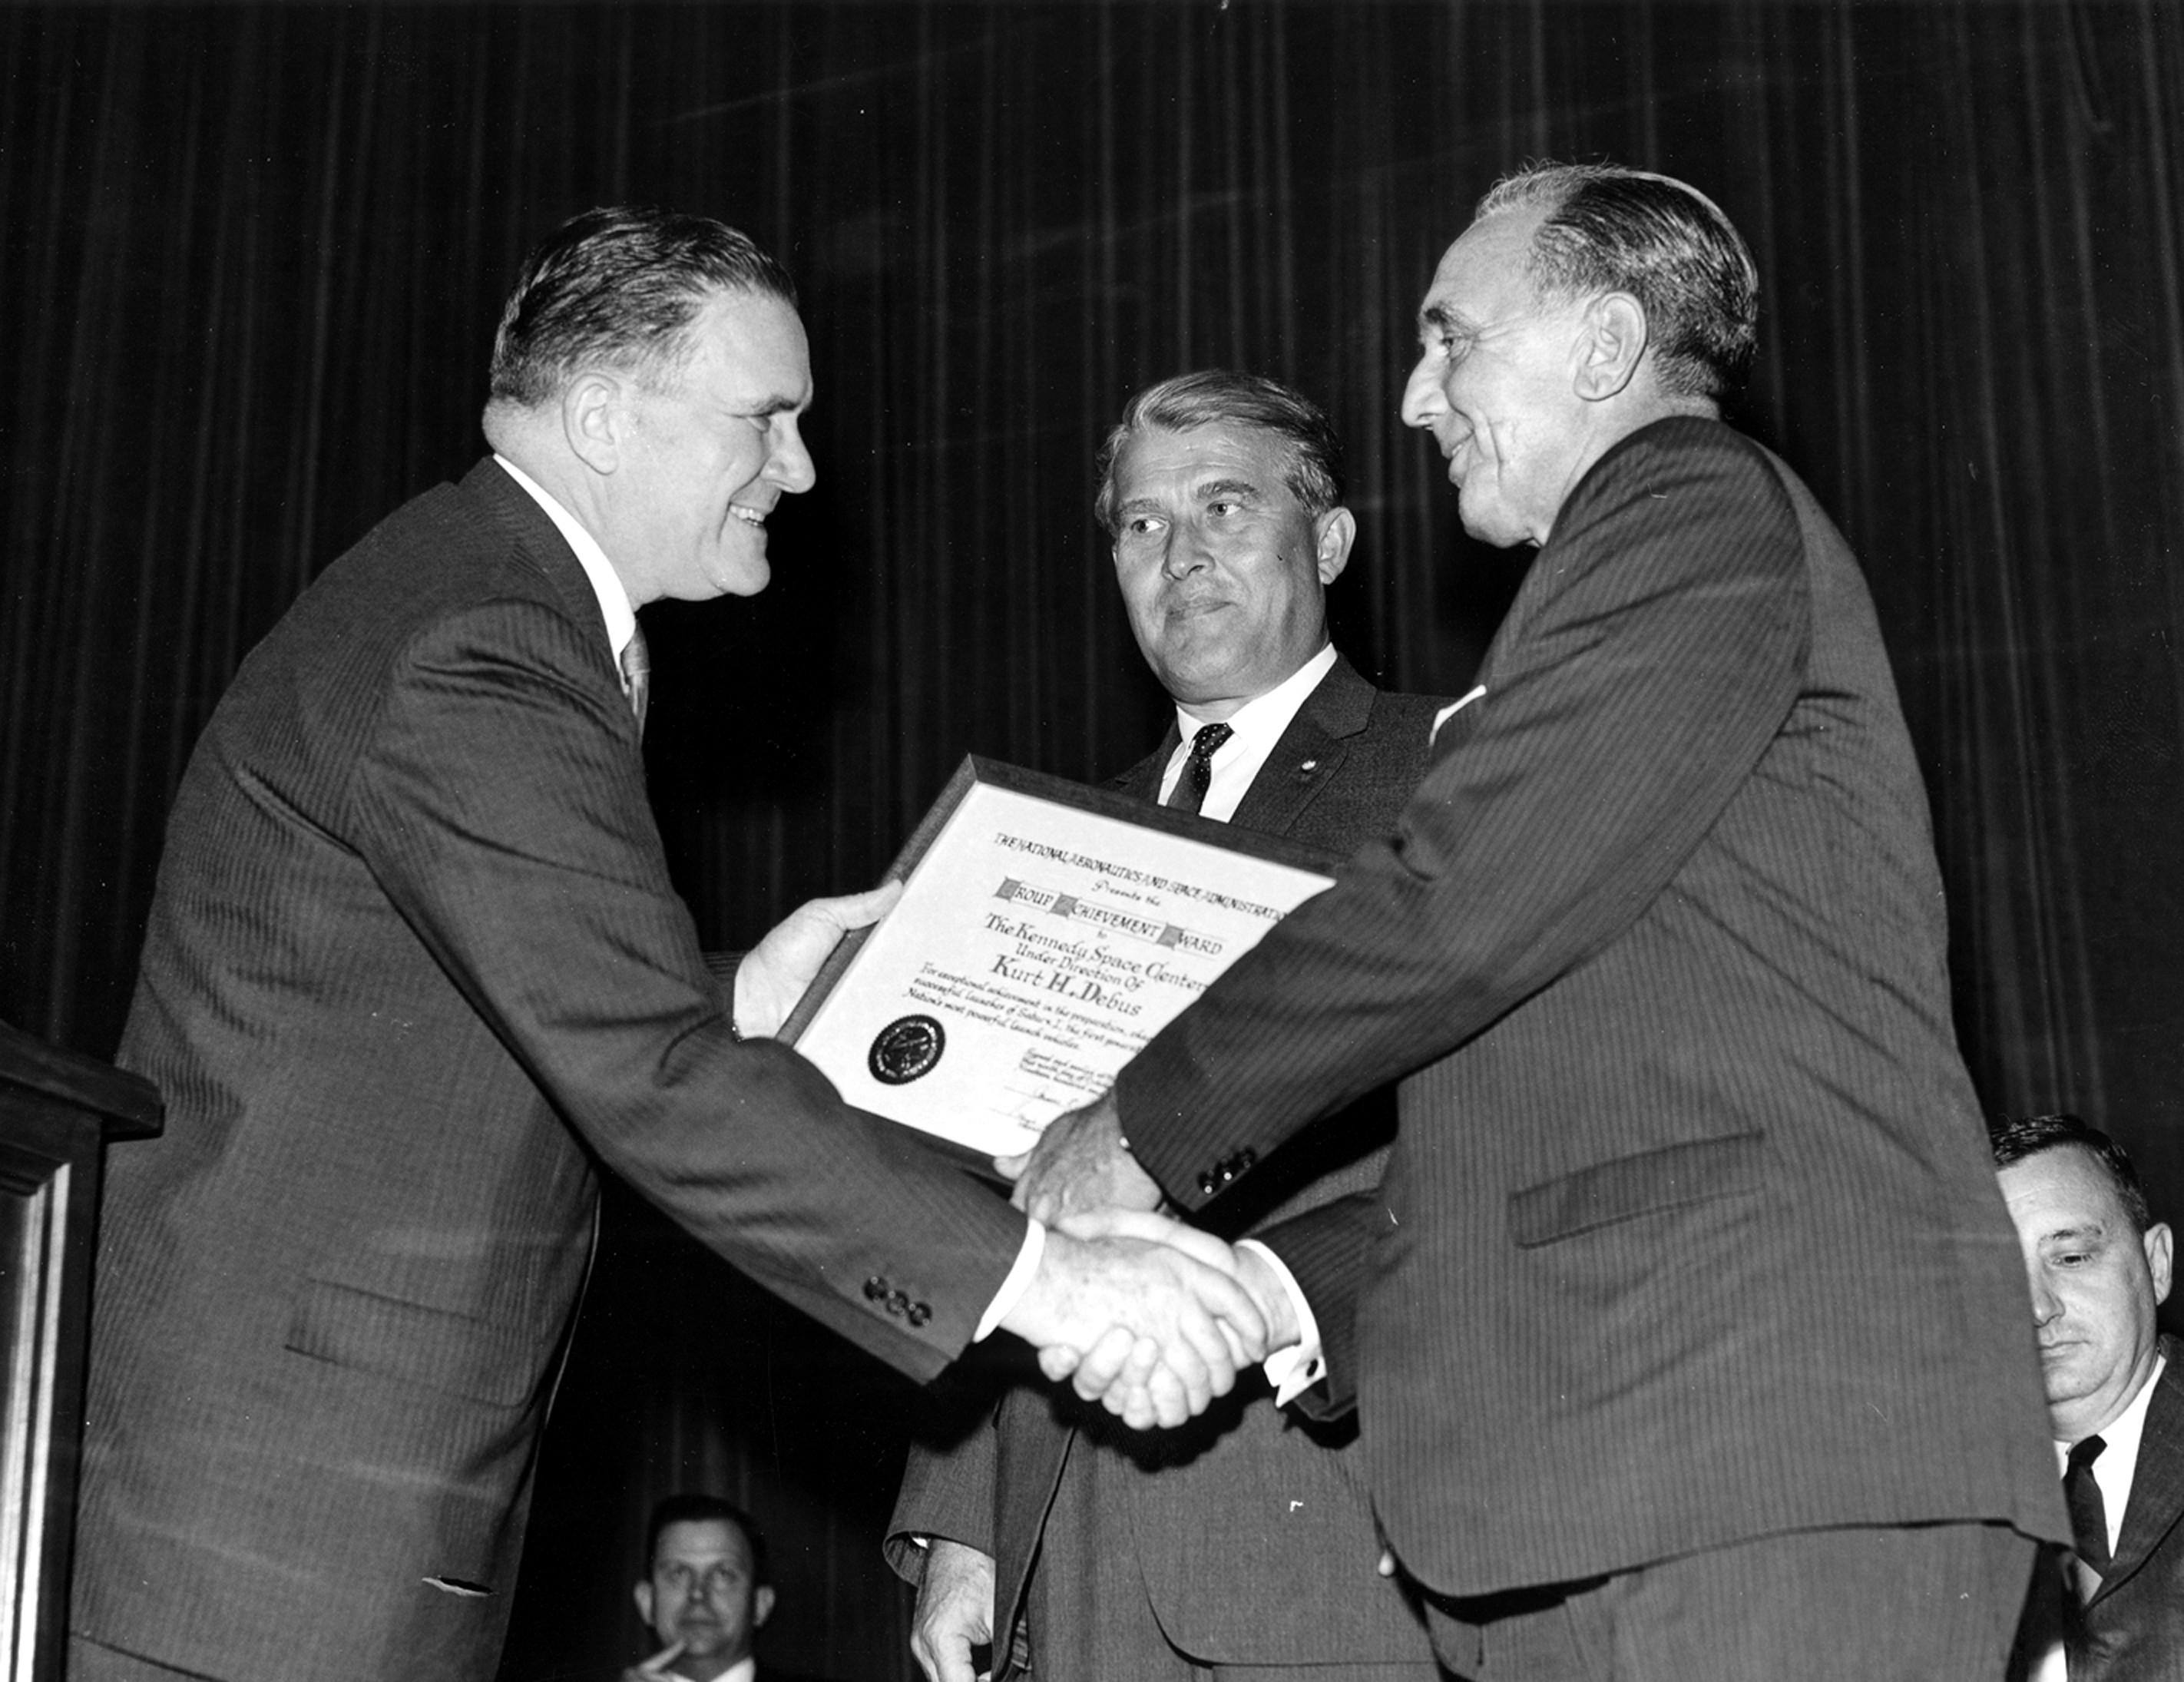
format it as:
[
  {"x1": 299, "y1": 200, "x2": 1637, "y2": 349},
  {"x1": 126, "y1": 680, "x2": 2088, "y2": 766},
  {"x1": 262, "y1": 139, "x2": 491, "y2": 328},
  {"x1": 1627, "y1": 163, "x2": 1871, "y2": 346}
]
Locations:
[
  {"x1": 1093, "y1": 369, "x2": 1344, "y2": 534},
  {"x1": 488, "y1": 205, "x2": 799, "y2": 408},
  {"x1": 1477, "y1": 162, "x2": 1759, "y2": 402}
]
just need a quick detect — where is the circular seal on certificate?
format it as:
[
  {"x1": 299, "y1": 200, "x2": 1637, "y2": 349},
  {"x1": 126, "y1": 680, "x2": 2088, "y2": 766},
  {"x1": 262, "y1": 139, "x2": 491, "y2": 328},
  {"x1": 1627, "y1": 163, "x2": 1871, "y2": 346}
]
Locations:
[{"x1": 869, "y1": 1015, "x2": 946, "y2": 1085}]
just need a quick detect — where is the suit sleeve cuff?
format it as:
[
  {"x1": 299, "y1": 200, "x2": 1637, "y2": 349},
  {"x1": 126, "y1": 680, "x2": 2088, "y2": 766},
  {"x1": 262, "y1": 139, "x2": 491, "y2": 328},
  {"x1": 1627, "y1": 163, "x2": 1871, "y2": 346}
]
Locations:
[
  {"x1": 973, "y1": 1218, "x2": 1046, "y2": 1341},
  {"x1": 1236, "y1": 1237, "x2": 1325, "y2": 1403}
]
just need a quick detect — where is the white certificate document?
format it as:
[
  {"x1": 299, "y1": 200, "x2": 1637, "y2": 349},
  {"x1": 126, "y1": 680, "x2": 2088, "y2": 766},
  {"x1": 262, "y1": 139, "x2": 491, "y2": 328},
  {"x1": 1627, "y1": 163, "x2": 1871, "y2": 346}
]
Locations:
[{"x1": 785, "y1": 759, "x2": 1338, "y2": 1160}]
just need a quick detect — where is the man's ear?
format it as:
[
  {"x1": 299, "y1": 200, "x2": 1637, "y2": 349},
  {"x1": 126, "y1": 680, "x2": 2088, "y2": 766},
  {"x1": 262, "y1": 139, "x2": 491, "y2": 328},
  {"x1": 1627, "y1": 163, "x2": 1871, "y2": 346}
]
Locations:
[
  {"x1": 1312, "y1": 506, "x2": 1357, "y2": 585},
  {"x1": 753, "y1": 1584, "x2": 776, "y2": 1630},
  {"x1": 563, "y1": 371, "x2": 629, "y2": 475},
  {"x1": 2146, "y1": 1221, "x2": 2172, "y2": 1306},
  {"x1": 1573, "y1": 293, "x2": 1647, "y2": 402},
  {"x1": 633, "y1": 1581, "x2": 655, "y2": 1627}
]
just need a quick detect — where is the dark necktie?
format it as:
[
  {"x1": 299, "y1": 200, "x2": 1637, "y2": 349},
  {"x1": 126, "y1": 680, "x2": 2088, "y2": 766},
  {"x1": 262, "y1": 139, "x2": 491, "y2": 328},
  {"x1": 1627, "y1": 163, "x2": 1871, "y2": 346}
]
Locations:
[
  {"x1": 619, "y1": 622, "x2": 651, "y2": 736},
  {"x1": 2064, "y1": 1434, "x2": 2110, "y2": 1584},
  {"x1": 1165, "y1": 723, "x2": 1233, "y2": 816}
]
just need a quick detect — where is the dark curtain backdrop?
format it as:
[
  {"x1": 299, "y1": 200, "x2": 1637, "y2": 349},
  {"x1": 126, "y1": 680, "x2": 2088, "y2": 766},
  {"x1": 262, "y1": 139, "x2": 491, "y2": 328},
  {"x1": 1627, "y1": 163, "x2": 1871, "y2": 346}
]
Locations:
[{"x1": 4, "y1": 3, "x2": 2180, "y2": 1677}]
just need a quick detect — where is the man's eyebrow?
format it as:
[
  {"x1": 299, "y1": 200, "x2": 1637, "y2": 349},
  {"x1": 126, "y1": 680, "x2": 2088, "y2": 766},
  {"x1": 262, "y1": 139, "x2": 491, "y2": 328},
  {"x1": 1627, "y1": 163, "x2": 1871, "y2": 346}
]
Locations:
[
  {"x1": 2037, "y1": 1220, "x2": 2110, "y2": 1246},
  {"x1": 1196, "y1": 477, "x2": 1265, "y2": 502},
  {"x1": 733, "y1": 390, "x2": 809, "y2": 416},
  {"x1": 1418, "y1": 301, "x2": 1471, "y2": 342}
]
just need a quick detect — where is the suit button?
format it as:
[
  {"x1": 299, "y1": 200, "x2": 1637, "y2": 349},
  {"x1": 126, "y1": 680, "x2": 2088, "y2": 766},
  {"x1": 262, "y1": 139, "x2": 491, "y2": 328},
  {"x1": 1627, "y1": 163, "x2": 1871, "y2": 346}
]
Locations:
[
  {"x1": 906, "y1": 1303, "x2": 931, "y2": 1328},
  {"x1": 1200, "y1": 1172, "x2": 1219, "y2": 1197},
  {"x1": 1234, "y1": 1147, "x2": 1257, "y2": 1174},
  {"x1": 887, "y1": 1290, "x2": 911, "y2": 1317},
  {"x1": 864, "y1": 1276, "x2": 888, "y2": 1302}
]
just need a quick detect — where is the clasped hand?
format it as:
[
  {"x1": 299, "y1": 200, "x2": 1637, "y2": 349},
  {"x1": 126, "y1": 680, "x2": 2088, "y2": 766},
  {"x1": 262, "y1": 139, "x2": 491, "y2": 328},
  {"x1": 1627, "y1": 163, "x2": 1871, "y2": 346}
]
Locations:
[
  {"x1": 996, "y1": 1096, "x2": 1298, "y2": 1428},
  {"x1": 998, "y1": 1206, "x2": 1276, "y2": 1429},
  {"x1": 740, "y1": 896, "x2": 1286, "y2": 1430}
]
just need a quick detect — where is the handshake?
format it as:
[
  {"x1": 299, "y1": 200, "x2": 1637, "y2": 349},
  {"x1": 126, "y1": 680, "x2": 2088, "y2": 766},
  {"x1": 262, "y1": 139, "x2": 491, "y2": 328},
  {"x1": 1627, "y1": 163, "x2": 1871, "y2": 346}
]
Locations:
[
  {"x1": 747, "y1": 887, "x2": 1297, "y2": 1430},
  {"x1": 990, "y1": 1095, "x2": 1298, "y2": 1431}
]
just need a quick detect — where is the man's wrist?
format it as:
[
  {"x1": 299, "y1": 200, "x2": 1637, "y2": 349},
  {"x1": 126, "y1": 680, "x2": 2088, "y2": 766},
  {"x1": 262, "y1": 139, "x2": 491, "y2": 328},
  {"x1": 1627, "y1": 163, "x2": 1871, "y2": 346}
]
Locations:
[
  {"x1": 1236, "y1": 1237, "x2": 1326, "y2": 1402},
  {"x1": 975, "y1": 1218, "x2": 1046, "y2": 1341}
]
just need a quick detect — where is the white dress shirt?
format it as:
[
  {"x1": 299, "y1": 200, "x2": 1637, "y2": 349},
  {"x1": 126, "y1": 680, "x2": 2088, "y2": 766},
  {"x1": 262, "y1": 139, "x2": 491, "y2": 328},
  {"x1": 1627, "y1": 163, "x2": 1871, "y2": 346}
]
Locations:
[
  {"x1": 1150, "y1": 642, "x2": 1343, "y2": 1401},
  {"x1": 2026, "y1": 1353, "x2": 2169, "y2": 1682},
  {"x1": 494, "y1": 454, "x2": 637, "y2": 670},
  {"x1": 1156, "y1": 643, "x2": 1339, "y2": 816},
  {"x1": 2054, "y1": 1353, "x2": 2166, "y2": 1558}
]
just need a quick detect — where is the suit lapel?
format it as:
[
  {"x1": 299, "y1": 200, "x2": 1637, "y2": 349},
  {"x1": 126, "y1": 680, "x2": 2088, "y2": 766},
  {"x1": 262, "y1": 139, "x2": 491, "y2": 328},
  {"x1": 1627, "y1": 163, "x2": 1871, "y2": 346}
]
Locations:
[
  {"x1": 1229, "y1": 655, "x2": 1373, "y2": 836},
  {"x1": 2092, "y1": 1338, "x2": 2184, "y2": 1604},
  {"x1": 1115, "y1": 724, "x2": 1183, "y2": 803},
  {"x1": 456, "y1": 458, "x2": 620, "y2": 675}
]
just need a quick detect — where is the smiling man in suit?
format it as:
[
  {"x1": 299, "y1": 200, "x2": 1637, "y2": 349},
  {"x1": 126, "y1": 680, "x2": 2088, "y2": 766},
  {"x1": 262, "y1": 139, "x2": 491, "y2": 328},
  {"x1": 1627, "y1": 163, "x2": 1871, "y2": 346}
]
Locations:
[
  {"x1": 67, "y1": 208, "x2": 1266, "y2": 1682},
  {"x1": 1995, "y1": 1114, "x2": 2183, "y2": 1682},
  {"x1": 1011, "y1": 164, "x2": 2070, "y2": 1680},
  {"x1": 888, "y1": 371, "x2": 1445, "y2": 1682}
]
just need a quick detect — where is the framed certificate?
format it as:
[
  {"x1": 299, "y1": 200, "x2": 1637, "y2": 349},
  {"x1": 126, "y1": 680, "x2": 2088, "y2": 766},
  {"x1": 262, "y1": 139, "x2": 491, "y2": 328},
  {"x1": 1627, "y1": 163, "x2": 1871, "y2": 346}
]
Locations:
[{"x1": 782, "y1": 757, "x2": 1339, "y2": 1162}]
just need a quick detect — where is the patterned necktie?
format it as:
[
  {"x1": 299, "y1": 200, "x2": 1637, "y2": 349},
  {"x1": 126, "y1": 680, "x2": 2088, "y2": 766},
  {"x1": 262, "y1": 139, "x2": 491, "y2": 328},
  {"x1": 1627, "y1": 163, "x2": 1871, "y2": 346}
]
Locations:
[
  {"x1": 619, "y1": 622, "x2": 651, "y2": 737},
  {"x1": 2064, "y1": 1434, "x2": 2110, "y2": 1588},
  {"x1": 1165, "y1": 722, "x2": 1233, "y2": 815}
]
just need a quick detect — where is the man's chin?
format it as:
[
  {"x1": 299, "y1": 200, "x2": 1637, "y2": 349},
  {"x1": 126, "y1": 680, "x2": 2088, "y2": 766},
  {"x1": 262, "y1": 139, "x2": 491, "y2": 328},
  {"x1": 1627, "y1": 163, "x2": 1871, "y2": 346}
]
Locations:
[
  {"x1": 710, "y1": 557, "x2": 771, "y2": 598},
  {"x1": 674, "y1": 1622, "x2": 732, "y2": 1657}
]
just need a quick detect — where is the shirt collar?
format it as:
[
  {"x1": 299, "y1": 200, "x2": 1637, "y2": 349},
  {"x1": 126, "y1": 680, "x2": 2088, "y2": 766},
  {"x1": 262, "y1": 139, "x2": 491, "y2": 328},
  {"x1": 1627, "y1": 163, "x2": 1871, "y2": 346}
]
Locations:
[
  {"x1": 2053, "y1": 1349, "x2": 2167, "y2": 1555},
  {"x1": 1161, "y1": 644, "x2": 1339, "y2": 824},
  {"x1": 492, "y1": 453, "x2": 637, "y2": 664},
  {"x1": 667, "y1": 1655, "x2": 755, "y2": 1682},
  {"x1": 2053, "y1": 1352, "x2": 2167, "y2": 1468},
  {"x1": 1174, "y1": 641, "x2": 1337, "y2": 753}
]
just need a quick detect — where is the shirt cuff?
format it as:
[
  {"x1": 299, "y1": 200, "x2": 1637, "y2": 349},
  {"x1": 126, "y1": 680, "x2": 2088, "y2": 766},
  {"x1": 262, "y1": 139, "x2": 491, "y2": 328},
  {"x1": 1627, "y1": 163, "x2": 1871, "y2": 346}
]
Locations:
[
  {"x1": 1237, "y1": 1237, "x2": 1325, "y2": 1404},
  {"x1": 973, "y1": 1218, "x2": 1046, "y2": 1342}
]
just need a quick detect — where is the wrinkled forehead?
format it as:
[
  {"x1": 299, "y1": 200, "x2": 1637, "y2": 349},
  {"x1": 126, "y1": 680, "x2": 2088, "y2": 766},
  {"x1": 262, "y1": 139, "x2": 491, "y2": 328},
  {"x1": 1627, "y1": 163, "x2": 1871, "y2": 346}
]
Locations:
[
  {"x1": 1418, "y1": 207, "x2": 1547, "y2": 334},
  {"x1": 684, "y1": 287, "x2": 813, "y2": 409},
  {"x1": 1115, "y1": 422, "x2": 1298, "y2": 496}
]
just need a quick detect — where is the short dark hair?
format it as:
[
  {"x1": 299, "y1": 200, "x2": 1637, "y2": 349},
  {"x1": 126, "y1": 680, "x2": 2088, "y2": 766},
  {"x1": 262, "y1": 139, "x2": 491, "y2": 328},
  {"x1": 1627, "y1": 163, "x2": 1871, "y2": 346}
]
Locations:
[
  {"x1": 643, "y1": 1493, "x2": 769, "y2": 1587},
  {"x1": 1988, "y1": 1112, "x2": 2155, "y2": 1235},
  {"x1": 488, "y1": 205, "x2": 799, "y2": 409},
  {"x1": 1092, "y1": 369, "x2": 1344, "y2": 534},
  {"x1": 1474, "y1": 161, "x2": 1759, "y2": 402}
]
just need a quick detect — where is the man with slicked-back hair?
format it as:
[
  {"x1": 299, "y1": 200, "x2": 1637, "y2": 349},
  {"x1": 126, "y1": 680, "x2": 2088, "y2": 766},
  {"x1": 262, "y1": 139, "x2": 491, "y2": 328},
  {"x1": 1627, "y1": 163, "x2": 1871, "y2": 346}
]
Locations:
[
  {"x1": 1013, "y1": 163, "x2": 2070, "y2": 1680},
  {"x1": 888, "y1": 371, "x2": 1446, "y2": 1682},
  {"x1": 68, "y1": 207, "x2": 1266, "y2": 1682}
]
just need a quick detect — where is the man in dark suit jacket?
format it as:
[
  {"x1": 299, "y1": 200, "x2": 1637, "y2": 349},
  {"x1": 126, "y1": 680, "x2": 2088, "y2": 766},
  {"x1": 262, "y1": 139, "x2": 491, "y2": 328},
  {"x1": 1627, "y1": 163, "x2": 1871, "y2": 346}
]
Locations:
[
  {"x1": 68, "y1": 208, "x2": 1266, "y2": 1682},
  {"x1": 888, "y1": 372, "x2": 1445, "y2": 1682},
  {"x1": 1012, "y1": 164, "x2": 2068, "y2": 1678},
  {"x1": 1994, "y1": 1114, "x2": 2183, "y2": 1682}
]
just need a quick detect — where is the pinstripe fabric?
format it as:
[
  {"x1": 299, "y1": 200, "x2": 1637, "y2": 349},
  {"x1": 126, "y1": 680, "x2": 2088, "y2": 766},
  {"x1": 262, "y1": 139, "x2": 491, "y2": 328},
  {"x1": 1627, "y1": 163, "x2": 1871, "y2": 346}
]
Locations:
[
  {"x1": 1116, "y1": 419, "x2": 2070, "y2": 1599},
  {"x1": 71, "y1": 460, "x2": 1026, "y2": 1682},
  {"x1": 888, "y1": 659, "x2": 1447, "y2": 1676}
]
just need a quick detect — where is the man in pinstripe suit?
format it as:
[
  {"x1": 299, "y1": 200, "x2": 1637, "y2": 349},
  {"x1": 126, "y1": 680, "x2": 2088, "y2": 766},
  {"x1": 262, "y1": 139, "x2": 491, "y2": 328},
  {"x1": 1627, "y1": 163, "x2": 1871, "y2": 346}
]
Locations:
[
  {"x1": 1011, "y1": 163, "x2": 2070, "y2": 1680},
  {"x1": 68, "y1": 207, "x2": 1264, "y2": 1682}
]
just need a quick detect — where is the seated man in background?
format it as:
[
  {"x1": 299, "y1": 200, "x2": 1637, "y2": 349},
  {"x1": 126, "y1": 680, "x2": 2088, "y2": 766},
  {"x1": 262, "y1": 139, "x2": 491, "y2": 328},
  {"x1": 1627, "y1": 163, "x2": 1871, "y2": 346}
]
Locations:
[
  {"x1": 627, "y1": 1495, "x2": 832, "y2": 1682},
  {"x1": 887, "y1": 370, "x2": 1447, "y2": 1682},
  {"x1": 1994, "y1": 1114, "x2": 2182, "y2": 1682}
]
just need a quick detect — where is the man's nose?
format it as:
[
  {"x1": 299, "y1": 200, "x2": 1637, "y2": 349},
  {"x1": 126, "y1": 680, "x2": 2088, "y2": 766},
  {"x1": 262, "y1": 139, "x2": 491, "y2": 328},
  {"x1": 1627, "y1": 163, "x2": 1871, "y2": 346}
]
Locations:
[
  {"x1": 769, "y1": 418, "x2": 818, "y2": 495},
  {"x1": 2029, "y1": 1269, "x2": 2063, "y2": 1326},
  {"x1": 1399, "y1": 354, "x2": 1444, "y2": 429},
  {"x1": 1160, "y1": 524, "x2": 1211, "y2": 578}
]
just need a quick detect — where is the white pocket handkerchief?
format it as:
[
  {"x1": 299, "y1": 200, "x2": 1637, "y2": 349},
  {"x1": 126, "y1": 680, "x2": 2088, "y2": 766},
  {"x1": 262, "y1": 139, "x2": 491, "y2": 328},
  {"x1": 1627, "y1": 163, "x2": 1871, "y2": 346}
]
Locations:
[{"x1": 1431, "y1": 685, "x2": 1487, "y2": 744}]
